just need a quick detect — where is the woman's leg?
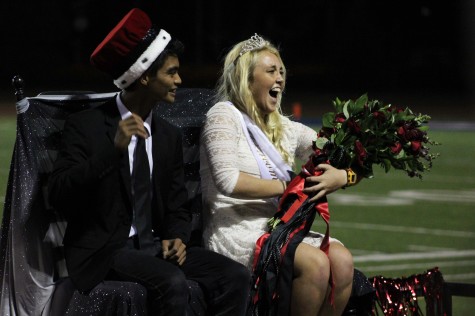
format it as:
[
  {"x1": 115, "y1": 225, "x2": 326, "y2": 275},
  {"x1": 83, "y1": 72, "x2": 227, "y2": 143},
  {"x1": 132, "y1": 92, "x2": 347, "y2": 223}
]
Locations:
[
  {"x1": 291, "y1": 242, "x2": 331, "y2": 316},
  {"x1": 318, "y1": 243, "x2": 354, "y2": 316}
]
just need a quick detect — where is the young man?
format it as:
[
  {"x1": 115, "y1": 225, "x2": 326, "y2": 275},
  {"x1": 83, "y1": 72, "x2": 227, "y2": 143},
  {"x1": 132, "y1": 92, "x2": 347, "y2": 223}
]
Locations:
[{"x1": 48, "y1": 8, "x2": 250, "y2": 316}]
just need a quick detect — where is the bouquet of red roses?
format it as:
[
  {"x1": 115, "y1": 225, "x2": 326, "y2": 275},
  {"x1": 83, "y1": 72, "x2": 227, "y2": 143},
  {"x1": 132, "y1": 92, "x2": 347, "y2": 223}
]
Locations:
[
  {"x1": 248, "y1": 95, "x2": 439, "y2": 316},
  {"x1": 315, "y1": 94, "x2": 439, "y2": 178}
]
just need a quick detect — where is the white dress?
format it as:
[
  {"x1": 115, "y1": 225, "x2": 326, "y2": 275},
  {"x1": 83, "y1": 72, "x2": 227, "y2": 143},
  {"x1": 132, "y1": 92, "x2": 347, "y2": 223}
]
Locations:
[{"x1": 200, "y1": 102, "x2": 341, "y2": 270}]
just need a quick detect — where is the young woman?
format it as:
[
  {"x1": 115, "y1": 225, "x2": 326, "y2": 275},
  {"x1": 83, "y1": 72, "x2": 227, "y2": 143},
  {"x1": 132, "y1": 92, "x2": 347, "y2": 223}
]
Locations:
[{"x1": 200, "y1": 34, "x2": 354, "y2": 315}]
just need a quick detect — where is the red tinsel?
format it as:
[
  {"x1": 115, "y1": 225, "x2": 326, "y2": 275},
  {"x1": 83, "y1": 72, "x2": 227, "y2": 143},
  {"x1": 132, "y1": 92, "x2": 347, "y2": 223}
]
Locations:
[{"x1": 369, "y1": 267, "x2": 446, "y2": 316}]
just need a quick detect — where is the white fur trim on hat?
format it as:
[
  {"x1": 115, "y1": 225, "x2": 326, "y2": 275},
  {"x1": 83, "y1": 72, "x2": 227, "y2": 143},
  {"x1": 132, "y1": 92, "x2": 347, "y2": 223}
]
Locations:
[{"x1": 114, "y1": 29, "x2": 171, "y2": 89}]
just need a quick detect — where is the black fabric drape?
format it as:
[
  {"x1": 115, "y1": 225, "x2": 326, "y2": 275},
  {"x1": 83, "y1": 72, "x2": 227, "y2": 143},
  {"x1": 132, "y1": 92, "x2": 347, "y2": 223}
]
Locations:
[{"x1": 0, "y1": 88, "x2": 213, "y2": 315}]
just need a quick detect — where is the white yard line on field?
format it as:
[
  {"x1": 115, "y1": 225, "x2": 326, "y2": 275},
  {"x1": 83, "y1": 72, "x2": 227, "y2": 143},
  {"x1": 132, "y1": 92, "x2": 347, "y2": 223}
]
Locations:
[
  {"x1": 332, "y1": 221, "x2": 475, "y2": 238},
  {"x1": 357, "y1": 259, "x2": 475, "y2": 272},
  {"x1": 354, "y1": 249, "x2": 475, "y2": 263},
  {"x1": 330, "y1": 194, "x2": 413, "y2": 206},
  {"x1": 331, "y1": 189, "x2": 475, "y2": 206},
  {"x1": 442, "y1": 272, "x2": 475, "y2": 281},
  {"x1": 390, "y1": 190, "x2": 475, "y2": 203}
]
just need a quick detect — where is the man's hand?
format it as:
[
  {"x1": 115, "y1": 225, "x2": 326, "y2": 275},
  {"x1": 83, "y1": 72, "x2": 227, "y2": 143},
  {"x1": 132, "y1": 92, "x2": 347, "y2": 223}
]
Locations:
[
  {"x1": 302, "y1": 164, "x2": 347, "y2": 202},
  {"x1": 162, "y1": 238, "x2": 187, "y2": 266},
  {"x1": 114, "y1": 114, "x2": 149, "y2": 151}
]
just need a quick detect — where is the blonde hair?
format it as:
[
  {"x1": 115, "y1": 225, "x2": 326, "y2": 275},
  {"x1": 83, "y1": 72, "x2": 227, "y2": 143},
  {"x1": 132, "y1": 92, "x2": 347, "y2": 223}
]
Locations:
[{"x1": 214, "y1": 36, "x2": 292, "y2": 164}]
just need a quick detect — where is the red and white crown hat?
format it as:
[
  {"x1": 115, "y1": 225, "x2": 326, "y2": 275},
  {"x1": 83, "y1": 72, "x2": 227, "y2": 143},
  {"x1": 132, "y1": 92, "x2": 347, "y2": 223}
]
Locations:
[{"x1": 90, "y1": 8, "x2": 171, "y2": 89}]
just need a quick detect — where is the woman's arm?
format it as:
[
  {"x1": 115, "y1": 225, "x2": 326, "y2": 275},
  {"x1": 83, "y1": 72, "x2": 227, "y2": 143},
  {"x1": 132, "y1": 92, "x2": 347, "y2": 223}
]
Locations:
[
  {"x1": 232, "y1": 172, "x2": 286, "y2": 199},
  {"x1": 201, "y1": 103, "x2": 287, "y2": 199}
]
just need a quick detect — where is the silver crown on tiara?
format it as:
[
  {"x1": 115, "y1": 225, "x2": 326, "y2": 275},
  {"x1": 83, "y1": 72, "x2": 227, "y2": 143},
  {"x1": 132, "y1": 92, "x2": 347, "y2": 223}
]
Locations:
[{"x1": 234, "y1": 33, "x2": 266, "y2": 64}]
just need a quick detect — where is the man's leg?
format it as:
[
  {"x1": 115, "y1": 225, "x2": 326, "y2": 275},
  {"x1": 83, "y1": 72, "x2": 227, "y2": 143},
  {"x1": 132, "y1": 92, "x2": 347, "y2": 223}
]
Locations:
[
  {"x1": 182, "y1": 247, "x2": 251, "y2": 316},
  {"x1": 108, "y1": 245, "x2": 189, "y2": 316}
]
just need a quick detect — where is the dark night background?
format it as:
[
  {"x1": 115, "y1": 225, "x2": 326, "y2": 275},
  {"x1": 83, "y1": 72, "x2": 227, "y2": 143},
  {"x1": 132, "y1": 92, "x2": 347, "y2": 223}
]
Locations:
[{"x1": 1, "y1": 0, "x2": 474, "y2": 120}]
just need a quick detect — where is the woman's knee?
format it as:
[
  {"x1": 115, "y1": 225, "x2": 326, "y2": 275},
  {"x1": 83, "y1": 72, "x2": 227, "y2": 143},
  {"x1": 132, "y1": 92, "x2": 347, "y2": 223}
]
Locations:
[
  {"x1": 329, "y1": 244, "x2": 354, "y2": 286},
  {"x1": 294, "y1": 243, "x2": 330, "y2": 283}
]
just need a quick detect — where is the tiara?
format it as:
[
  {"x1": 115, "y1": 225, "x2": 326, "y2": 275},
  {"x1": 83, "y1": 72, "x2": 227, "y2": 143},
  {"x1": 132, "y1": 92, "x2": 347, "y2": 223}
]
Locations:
[{"x1": 234, "y1": 33, "x2": 266, "y2": 65}]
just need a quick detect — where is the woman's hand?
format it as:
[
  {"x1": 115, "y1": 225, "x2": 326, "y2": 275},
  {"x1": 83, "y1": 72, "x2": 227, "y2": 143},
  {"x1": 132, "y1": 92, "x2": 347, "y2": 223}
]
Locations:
[{"x1": 302, "y1": 164, "x2": 347, "y2": 202}]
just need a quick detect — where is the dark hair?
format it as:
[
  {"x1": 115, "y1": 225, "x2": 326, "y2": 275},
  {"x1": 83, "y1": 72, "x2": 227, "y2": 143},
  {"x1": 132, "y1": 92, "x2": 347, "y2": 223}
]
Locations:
[
  {"x1": 125, "y1": 38, "x2": 184, "y2": 90},
  {"x1": 146, "y1": 38, "x2": 184, "y2": 75}
]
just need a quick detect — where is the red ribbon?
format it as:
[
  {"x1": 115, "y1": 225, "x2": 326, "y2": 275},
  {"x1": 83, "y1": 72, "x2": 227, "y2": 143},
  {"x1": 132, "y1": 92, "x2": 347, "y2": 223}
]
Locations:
[
  {"x1": 279, "y1": 160, "x2": 331, "y2": 256},
  {"x1": 251, "y1": 156, "x2": 337, "y2": 310}
]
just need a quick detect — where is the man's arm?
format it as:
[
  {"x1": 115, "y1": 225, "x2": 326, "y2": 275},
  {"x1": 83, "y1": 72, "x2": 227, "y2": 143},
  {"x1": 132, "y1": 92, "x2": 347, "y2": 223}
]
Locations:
[{"x1": 48, "y1": 112, "x2": 122, "y2": 214}]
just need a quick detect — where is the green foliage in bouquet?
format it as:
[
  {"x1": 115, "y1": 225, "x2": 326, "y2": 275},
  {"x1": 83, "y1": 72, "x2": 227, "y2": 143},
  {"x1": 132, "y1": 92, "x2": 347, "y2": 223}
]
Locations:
[{"x1": 315, "y1": 94, "x2": 439, "y2": 179}]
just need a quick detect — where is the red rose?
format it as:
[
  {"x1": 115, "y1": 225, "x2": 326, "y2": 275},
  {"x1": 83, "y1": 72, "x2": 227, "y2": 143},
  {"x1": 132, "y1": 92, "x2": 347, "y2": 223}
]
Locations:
[
  {"x1": 388, "y1": 105, "x2": 404, "y2": 113},
  {"x1": 406, "y1": 128, "x2": 425, "y2": 141},
  {"x1": 348, "y1": 118, "x2": 361, "y2": 134},
  {"x1": 410, "y1": 141, "x2": 421, "y2": 153},
  {"x1": 390, "y1": 141, "x2": 403, "y2": 154},
  {"x1": 354, "y1": 140, "x2": 367, "y2": 166},
  {"x1": 372, "y1": 111, "x2": 386, "y2": 124},
  {"x1": 335, "y1": 113, "x2": 346, "y2": 123},
  {"x1": 397, "y1": 126, "x2": 406, "y2": 138}
]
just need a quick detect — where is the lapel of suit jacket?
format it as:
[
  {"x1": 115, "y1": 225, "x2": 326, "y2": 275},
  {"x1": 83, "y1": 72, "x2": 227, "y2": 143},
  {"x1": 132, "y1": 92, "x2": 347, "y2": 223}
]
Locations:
[{"x1": 103, "y1": 99, "x2": 133, "y2": 204}]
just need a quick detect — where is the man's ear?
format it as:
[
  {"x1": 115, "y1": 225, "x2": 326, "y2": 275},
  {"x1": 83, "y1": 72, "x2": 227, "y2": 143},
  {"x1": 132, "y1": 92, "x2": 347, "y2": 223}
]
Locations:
[{"x1": 140, "y1": 75, "x2": 149, "y2": 86}]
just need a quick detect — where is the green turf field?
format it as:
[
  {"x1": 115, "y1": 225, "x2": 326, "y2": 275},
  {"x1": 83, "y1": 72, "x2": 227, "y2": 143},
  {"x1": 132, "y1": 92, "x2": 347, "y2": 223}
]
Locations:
[
  {"x1": 1, "y1": 116, "x2": 474, "y2": 313},
  {"x1": 0, "y1": 117, "x2": 15, "y2": 200}
]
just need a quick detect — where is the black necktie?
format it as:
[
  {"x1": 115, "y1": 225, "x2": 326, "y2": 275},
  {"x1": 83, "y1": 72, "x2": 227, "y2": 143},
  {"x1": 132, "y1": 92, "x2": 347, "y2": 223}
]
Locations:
[{"x1": 132, "y1": 136, "x2": 155, "y2": 253}]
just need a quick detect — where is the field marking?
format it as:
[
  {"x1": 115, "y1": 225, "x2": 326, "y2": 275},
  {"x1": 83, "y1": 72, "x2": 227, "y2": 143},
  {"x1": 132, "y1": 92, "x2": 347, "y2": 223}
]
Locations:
[
  {"x1": 331, "y1": 189, "x2": 475, "y2": 206},
  {"x1": 354, "y1": 249, "x2": 475, "y2": 263},
  {"x1": 330, "y1": 194, "x2": 412, "y2": 206},
  {"x1": 332, "y1": 221, "x2": 475, "y2": 238},
  {"x1": 358, "y1": 260, "x2": 475, "y2": 272},
  {"x1": 443, "y1": 273, "x2": 475, "y2": 281},
  {"x1": 390, "y1": 190, "x2": 475, "y2": 203}
]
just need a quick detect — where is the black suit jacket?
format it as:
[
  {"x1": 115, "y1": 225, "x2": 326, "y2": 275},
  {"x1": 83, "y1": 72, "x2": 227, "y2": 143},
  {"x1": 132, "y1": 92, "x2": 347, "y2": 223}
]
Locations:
[{"x1": 49, "y1": 98, "x2": 192, "y2": 291}]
